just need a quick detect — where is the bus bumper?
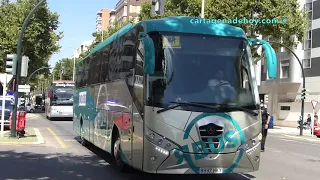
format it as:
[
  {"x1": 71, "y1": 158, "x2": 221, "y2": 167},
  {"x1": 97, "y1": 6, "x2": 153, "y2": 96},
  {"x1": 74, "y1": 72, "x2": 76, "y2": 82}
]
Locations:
[
  {"x1": 48, "y1": 112, "x2": 73, "y2": 118},
  {"x1": 143, "y1": 138, "x2": 261, "y2": 174}
]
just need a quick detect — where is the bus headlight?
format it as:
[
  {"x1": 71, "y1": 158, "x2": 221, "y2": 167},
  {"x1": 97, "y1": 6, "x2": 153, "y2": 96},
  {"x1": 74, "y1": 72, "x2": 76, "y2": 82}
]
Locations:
[
  {"x1": 239, "y1": 133, "x2": 261, "y2": 155},
  {"x1": 144, "y1": 126, "x2": 180, "y2": 156}
]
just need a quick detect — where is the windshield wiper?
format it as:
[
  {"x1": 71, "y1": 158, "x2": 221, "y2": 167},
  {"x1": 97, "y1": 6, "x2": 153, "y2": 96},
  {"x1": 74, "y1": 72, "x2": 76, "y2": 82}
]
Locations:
[
  {"x1": 156, "y1": 101, "x2": 222, "y2": 114},
  {"x1": 156, "y1": 101, "x2": 258, "y2": 116},
  {"x1": 193, "y1": 102, "x2": 258, "y2": 116}
]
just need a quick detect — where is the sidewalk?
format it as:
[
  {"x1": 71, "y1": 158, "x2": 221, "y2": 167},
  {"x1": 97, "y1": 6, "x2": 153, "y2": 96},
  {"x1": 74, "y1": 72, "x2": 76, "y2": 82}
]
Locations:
[
  {"x1": 269, "y1": 126, "x2": 320, "y2": 142},
  {"x1": 0, "y1": 127, "x2": 44, "y2": 145}
]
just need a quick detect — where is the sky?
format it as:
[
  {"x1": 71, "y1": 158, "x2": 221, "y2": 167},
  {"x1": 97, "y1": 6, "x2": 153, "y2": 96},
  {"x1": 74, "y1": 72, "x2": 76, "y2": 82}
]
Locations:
[{"x1": 47, "y1": 0, "x2": 118, "y2": 67}]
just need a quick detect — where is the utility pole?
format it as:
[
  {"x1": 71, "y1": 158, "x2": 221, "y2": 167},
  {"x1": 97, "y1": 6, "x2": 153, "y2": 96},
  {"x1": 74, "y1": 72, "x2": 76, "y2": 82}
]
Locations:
[
  {"x1": 73, "y1": 52, "x2": 76, "y2": 81},
  {"x1": 11, "y1": 0, "x2": 47, "y2": 137},
  {"x1": 266, "y1": 41, "x2": 306, "y2": 136},
  {"x1": 201, "y1": 0, "x2": 205, "y2": 18},
  {"x1": 60, "y1": 66, "x2": 64, "y2": 80}
]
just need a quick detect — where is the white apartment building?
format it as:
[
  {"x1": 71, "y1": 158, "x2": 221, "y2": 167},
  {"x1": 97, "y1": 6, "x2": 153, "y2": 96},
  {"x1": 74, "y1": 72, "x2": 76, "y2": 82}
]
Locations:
[
  {"x1": 109, "y1": 10, "x2": 116, "y2": 27},
  {"x1": 73, "y1": 40, "x2": 94, "y2": 59},
  {"x1": 96, "y1": 9, "x2": 112, "y2": 32},
  {"x1": 256, "y1": 0, "x2": 320, "y2": 127},
  {"x1": 113, "y1": 0, "x2": 150, "y2": 24}
]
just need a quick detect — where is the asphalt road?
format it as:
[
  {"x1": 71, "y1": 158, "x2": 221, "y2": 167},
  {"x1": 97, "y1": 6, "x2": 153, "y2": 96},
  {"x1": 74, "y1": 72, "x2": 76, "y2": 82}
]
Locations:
[{"x1": 0, "y1": 113, "x2": 319, "y2": 180}]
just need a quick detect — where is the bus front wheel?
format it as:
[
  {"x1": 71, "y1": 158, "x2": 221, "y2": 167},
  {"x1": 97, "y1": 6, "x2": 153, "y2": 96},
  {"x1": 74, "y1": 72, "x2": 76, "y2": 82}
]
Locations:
[{"x1": 112, "y1": 133, "x2": 127, "y2": 172}]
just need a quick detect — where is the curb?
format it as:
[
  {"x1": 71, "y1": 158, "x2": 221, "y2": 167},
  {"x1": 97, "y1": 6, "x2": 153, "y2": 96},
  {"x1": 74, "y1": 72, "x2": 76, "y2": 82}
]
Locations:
[
  {"x1": 0, "y1": 128, "x2": 45, "y2": 145},
  {"x1": 283, "y1": 134, "x2": 320, "y2": 142}
]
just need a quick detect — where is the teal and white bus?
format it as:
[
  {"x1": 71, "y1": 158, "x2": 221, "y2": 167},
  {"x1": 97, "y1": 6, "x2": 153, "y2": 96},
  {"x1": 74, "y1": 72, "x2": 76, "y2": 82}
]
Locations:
[{"x1": 73, "y1": 16, "x2": 277, "y2": 174}]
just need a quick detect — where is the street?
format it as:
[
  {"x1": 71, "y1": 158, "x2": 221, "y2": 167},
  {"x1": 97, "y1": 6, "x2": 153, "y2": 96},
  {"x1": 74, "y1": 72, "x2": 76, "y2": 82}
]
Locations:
[{"x1": 1, "y1": 113, "x2": 320, "y2": 180}]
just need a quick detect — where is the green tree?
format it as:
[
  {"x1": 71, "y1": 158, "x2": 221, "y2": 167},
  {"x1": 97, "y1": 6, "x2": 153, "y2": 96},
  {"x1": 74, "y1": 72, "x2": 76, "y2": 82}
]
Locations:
[
  {"x1": 139, "y1": 0, "x2": 308, "y2": 52},
  {"x1": 52, "y1": 58, "x2": 73, "y2": 81},
  {"x1": 0, "y1": 0, "x2": 62, "y2": 82}
]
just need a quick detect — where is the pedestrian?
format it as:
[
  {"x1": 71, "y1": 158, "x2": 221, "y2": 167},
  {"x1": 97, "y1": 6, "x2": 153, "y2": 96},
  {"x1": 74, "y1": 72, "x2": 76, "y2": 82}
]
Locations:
[
  {"x1": 261, "y1": 104, "x2": 270, "y2": 152},
  {"x1": 307, "y1": 114, "x2": 311, "y2": 129},
  {"x1": 314, "y1": 115, "x2": 319, "y2": 127}
]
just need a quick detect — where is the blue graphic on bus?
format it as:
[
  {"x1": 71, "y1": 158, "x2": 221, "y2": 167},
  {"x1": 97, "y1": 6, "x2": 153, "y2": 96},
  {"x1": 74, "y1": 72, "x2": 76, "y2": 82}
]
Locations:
[{"x1": 174, "y1": 113, "x2": 246, "y2": 174}]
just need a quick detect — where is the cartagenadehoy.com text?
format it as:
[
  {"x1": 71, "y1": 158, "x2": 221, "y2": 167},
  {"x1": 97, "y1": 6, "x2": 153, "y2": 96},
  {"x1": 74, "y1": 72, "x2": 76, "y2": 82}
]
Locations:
[{"x1": 190, "y1": 17, "x2": 288, "y2": 25}]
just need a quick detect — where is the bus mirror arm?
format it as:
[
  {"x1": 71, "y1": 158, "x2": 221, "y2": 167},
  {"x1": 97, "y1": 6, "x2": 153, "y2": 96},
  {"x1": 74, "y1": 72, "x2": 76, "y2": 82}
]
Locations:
[
  {"x1": 248, "y1": 38, "x2": 277, "y2": 79},
  {"x1": 139, "y1": 32, "x2": 155, "y2": 75}
]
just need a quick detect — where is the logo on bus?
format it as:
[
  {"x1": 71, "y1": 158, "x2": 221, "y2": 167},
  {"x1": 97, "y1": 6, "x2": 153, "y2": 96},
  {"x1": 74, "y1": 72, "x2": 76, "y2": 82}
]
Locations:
[
  {"x1": 173, "y1": 113, "x2": 245, "y2": 174},
  {"x1": 79, "y1": 91, "x2": 86, "y2": 106}
]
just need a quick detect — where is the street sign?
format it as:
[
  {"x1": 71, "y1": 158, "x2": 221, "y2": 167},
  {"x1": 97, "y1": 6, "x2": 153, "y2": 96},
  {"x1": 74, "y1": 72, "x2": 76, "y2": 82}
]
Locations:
[
  {"x1": 311, "y1": 100, "x2": 318, "y2": 109},
  {"x1": 18, "y1": 85, "x2": 30, "y2": 93}
]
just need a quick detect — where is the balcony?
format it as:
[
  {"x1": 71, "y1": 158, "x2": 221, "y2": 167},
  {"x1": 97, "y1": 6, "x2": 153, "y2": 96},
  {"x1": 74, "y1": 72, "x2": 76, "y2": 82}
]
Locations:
[{"x1": 278, "y1": 92, "x2": 320, "y2": 103}]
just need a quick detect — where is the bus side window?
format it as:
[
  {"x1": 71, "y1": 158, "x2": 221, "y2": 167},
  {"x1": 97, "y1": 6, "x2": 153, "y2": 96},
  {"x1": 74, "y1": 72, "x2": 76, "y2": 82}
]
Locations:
[
  {"x1": 133, "y1": 40, "x2": 144, "y2": 114},
  {"x1": 100, "y1": 46, "x2": 110, "y2": 83}
]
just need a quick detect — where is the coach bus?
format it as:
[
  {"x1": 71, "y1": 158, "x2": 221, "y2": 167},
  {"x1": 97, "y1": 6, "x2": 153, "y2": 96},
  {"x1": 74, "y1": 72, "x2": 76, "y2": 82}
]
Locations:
[
  {"x1": 45, "y1": 80, "x2": 74, "y2": 120},
  {"x1": 73, "y1": 16, "x2": 277, "y2": 174}
]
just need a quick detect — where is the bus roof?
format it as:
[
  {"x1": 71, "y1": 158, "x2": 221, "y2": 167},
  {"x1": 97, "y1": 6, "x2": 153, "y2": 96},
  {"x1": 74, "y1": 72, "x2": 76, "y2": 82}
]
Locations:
[{"x1": 77, "y1": 16, "x2": 247, "y2": 65}]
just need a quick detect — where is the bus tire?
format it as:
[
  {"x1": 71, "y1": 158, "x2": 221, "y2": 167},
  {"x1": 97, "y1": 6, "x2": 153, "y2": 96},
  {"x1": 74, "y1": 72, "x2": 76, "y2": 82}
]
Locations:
[
  {"x1": 80, "y1": 126, "x2": 88, "y2": 146},
  {"x1": 112, "y1": 130, "x2": 127, "y2": 172}
]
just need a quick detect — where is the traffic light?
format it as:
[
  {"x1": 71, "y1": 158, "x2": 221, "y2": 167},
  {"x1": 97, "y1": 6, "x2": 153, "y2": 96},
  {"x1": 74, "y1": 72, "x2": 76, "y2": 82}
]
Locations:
[
  {"x1": 5, "y1": 54, "x2": 17, "y2": 75},
  {"x1": 152, "y1": 0, "x2": 164, "y2": 15},
  {"x1": 301, "y1": 88, "x2": 308, "y2": 100}
]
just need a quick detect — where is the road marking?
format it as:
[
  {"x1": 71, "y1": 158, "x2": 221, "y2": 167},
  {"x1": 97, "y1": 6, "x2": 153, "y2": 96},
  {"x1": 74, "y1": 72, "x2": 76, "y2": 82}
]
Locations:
[
  {"x1": 33, "y1": 128, "x2": 44, "y2": 144},
  {"x1": 279, "y1": 137, "x2": 320, "y2": 147},
  {"x1": 279, "y1": 139, "x2": 297, "y2": 142},
  {"x1": 47, "y1": 128, "x2": 68, "y2": 148},
  {"x1": 267, "y1": 148, "x2": 281, "y2": 153},
  {"x1": 64, "y1": 139, "x2": 77, "y2": 142}
]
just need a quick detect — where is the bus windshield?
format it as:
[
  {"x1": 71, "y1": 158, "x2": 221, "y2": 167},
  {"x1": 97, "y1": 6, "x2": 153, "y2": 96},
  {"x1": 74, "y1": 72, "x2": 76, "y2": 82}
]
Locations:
[
  {"x1": 147, "y1": 32, "x2": 259, "y2": 111},
  {"x1": 52, "y1": 88, "x2": 73, "y2": 105}
]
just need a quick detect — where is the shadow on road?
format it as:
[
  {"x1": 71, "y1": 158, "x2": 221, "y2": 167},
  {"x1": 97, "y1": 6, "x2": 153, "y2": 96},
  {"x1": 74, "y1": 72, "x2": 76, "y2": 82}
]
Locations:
[
  {"x1": 77, "y1": 137, "x2": 253, "y2": 180},
  {"x1": 0, "y1": 142, "x2": 253, "y2": 180}
]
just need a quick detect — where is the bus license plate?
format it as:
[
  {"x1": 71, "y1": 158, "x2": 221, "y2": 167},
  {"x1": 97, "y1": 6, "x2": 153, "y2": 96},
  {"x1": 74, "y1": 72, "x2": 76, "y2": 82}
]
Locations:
[{"x1": 199, "y1": 168, "x2": 223, "y2": 174}]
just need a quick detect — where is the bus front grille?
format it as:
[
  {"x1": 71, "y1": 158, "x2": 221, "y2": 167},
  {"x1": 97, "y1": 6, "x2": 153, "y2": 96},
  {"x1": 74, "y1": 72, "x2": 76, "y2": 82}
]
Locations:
[{"x1": 198, "y1": 123, "x2": 224, "y2": 152}]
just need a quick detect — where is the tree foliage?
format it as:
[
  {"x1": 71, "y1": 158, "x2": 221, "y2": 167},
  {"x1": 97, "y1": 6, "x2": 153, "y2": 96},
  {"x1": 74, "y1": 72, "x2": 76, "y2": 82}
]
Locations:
[
  {"x1": 52, "y1": 58, "x2": 73, "y2": 81},
  {"x1": 139, "y1": 0, "x2": 308, "y2": 53},
  {"x1": 0, "y1": 0, "x2": 62, "y2": 82}
]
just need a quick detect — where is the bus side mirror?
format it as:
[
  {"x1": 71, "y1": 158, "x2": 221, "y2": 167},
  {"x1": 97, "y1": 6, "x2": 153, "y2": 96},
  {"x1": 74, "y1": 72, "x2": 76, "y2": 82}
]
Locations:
[
  {"x1": 139, "y1": 32, "x2": 155, "y2": 75},
  {"x1": 248, "y1": 38, "x2": 277, "y2": 79}
]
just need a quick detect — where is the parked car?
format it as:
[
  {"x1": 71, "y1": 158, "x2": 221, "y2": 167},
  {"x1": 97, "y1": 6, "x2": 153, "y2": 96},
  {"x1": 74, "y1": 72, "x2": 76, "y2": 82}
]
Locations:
[
  {"x1": 314, "y1": 126, "x2": 320, "y2": 138},
  {"x1": 26, "y1": 103, "x2": 35, "y2": 113}
]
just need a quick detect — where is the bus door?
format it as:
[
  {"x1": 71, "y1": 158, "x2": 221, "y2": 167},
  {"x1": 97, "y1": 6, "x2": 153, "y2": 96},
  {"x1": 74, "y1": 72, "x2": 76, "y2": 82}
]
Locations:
[{"x1": 131, "y1": 41, "x2": 145, "y2": 170}]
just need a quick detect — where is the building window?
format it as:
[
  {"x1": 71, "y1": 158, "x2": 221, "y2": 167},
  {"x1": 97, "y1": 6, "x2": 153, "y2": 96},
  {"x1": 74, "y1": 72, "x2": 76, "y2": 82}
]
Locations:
[
  {"x1": 307, "y1": 23, "x2": 312, "y2": 30},
  {"x1": 304, "y1": 3, "x2": 312, "y2": 11},
  {"x1": 308, "y1": 11, "x2": 312, "y2": 20},
  {"x1": 304, "y1": 40, "x2": 311, "y2": 49},
  {"x1": 282, "y1": 66, "x2": 289, "y2": 78},
  {"x1": 280, "y1": 106, "x2": 290, "y2": 111},
  {"x1": 306, "y1": 30, "x2": 311, "y2": 40},
  {"x1": 303, "y1": 59, "x2": 311, "y2": 68},
  {"x1": 281, "y1": 60, "x2": 289, "y2": 78}
]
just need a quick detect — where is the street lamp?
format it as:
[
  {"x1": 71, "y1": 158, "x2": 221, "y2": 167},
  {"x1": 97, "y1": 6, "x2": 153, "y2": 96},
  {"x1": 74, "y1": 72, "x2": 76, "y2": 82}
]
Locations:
[
  {"x1": 73, "y1": 51, "x2": 76, "y2": 81},
  {"x1": 101, "y1": 17, "x2": 110, "y2": 41},
  {"x1": 201, "y1": 0, "x2": 205, "y2": 18},
  {"x1": 11, "y1": 0, "x2": 47, "y2": 137}
]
